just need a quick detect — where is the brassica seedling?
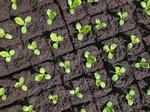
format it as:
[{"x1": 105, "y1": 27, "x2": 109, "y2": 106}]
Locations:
[
  {"x1": 95, "y1": 19, "x2": 107, "y2": 30},
  {"x1": 11, "y1": 0, "x2": 17, "y2": 10},
  {"x1": 27, "y1": 41, "x2": 40, "y2": 56},
  {"x1": 127, "y1": 35, "x2": 140, "y2": 49},
  {"x1": 117, "y1": 11, "x2": 128, "y2": 26},
  {"x1": 68, "y1": 0, "x2": 82, "y2": 14},
  {"x1": 35, "y1": 67, "x2": 51, "y2": 81},
  {"x1": 103, "y1": 101, "x2": 115, "y2": 112},
  {"x1": 46, "y1": 9, "x2": 57, "y2": 25},
  {"x1": 103, "y1": 43, "x2": 117, "y2": 60},
  {"x1": 147, "y1": 87, "x2": 150, "y2": 96},
  {"x1": 80, "y1": 108, "x2": 87, "y2": 112},
  {"x1": 84, "y1": 51, "x2": 97, "y2": 68},
  {"x1": 134, "y1": 58, "x2": 150, "y2": 69},
  {"x1": 112, "y1": 66, "x2": 126, "y2": 81},
  {"x1": 15, "y1": 77, "x2": 28, "y2": 91},
  {"x1": 0, "y1": 50, "x2": 15, "y2": 63},
  {"x1": 14, "y1": 16, "x2": 32, "y2": 34},
  {"x1": 141, "y1": 0, "x2": 150, "y2": 16},
  {"x1": 58, "y1": 60, "x2": 71, "y2": 73},
  {"x1": 0, "y1": 87, "x2": 7, "y2": 101},
  {"x1": 69, "y1": 86, "x2": 83, "y2": 98},
  {"x1": 0, "y1": 27, "x2": 13, "y2": 39},
  {"x1": 94, "y1": 72, "x2": 105, "y2": 88},
  {"x1": 76, "y1": 22, "x2": 91, "y2": 40},
  {"x1": 125, "y1": 89, "x2": 135, "y2": 106},
  {"x1": 87, "y1": 0, "x2": 99, "y2": 3},
  {"x1": 48, "y1": 94, "x2": 59, "y2": 104},
  {"x1": 22, "y1": 105, "x2": 36, "y2": 112},
  {"x1": 50, "y1": 33, "x2": 64, "y2": 49}
]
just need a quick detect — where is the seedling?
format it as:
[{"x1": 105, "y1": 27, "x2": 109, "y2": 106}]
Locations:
[
  {"x1": 134, "y1": 58, "x2": 150, "y2": 69},
  {"x1": 35, "y1": 67, "x2": 51, "y2": 81},
  {"x1": 50, "y1": 33, "x2": 64, "y2": 49},
  {"x1": 22, "y1": 105, "x2": 35, "y2": 112},
  {"x1": 0, "y1": 50, "x2": 15, "y2": 63},
  {"x1": 0, "y1": 27, "x2": 13, "y2": 39},
  {"x1": 68, "y1": 0, "x2": 82, "y2": 14},
  {"x1": 69, "y1": 87, "x2": 83, "y2": 98},
  {"x1": 125, "y1": 89, "x2": 135, "y2": 106},
  {"x1": 58, "y1": 60, "x2": 71, "y2": 73},
  {"x1": 27, "y1": 41, "x2": 40, "y2": 56},
  {"x1": 94, "y1": 72, "x2": 106, "y2": 88},
  {"x1": 87, "y1": 0, "x2": 99, "y2": 3},
  {"x1": 117, "y1": 11, "x2": 128, "y2": 26},
  {"x1": 84, "y1": 51, "x2": 97, "y2": 68},
  {"x1": 141, "y1": 0, "x2": 150, "y2": 16},
  {"x1": 11, "y1": 0, "x2": 17, "y2": 10},
  {"x1": 0, "y1": 87, "x2": 7, "y2": 101},
  {"x1": 95, "y1": 19, "x2": 107, "y2": 30},
  {"x1": 103, "y1": 101, "x2": 115, "y2": 112},
  {"x1": 147, "y1": 87, "x2": 150, "y2": 96},
  {"x1": 48, "y1": 94, "x2": 59, "y2": 104},
  {"x1": 46, "y1": 9, "x2": 57, "y2": 25},
  {"x1": 14, "y1": 16, "x2": 32, "y2": 34},
  {"x1": 127, "y1": 35, "x2": 140, "y2": 49},
  {"x1": 15, "y1": 77, "x2": 28, "y2": 91},
  {"x1": 76, "y1": 22, "x2": 91, "y2": 40},
  {"x1": 112, "y1": 66, "x2": 126, "y2": 81},
  {"x1": 103, "y1": 43, "x2": 117, "y2": 60},
  {"x1": 80, "y1": 108, "x2": 87, "y2": 112}
]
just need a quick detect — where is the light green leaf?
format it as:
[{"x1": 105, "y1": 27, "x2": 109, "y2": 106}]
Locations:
[
  {"x1": 6, "y1": 57, "x2": 11, "y2": 63},
  {"x1": 112, "y1": 75, "x2": 119, "y2": 81},
  {"x1": 25, "y1": 16, "x2": 32, "y2": 23},
  {"x1": 76, "y1": 22, "x2": 82, "y2": 30},
  {"x1": 45, "y1": 74, "x2": 51, "y2": 80},
  {"x1": 14, "y1": 17, "x2": 25, "y2": 26},
  {"x1": 5, "y1": 33, "x2": 13, "y2": 39},
  {"x1": 21, "y1": 26, "x2": 27, "y2": 34}
]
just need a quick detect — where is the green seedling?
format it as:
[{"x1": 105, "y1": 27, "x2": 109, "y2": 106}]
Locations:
[
  {"x1": 15, "y1": 77, "x2": 28, "y2": 91},
  {"x1": 76, "y1": 22, "x2": 91, "y2": 40},
  {"x1": 11, "y1": 0, "x2": 17, "y2": 10},
  {"x1": 58, "y1": 60, "x2": 71, "y2": 73},
  {"x1": 48, "y1": 94, "x2": 59, "y2": 104},
  {"x1": 87, "y1": 0, "x2": 99, "y2": 3},
  {"x1": 127, "y1": 35, "x2": 140, "y2": 49},
  {"x1": 103, "y1": 43, "x2": 117, "y2": 60},
  {"x1": 35, "y1": 67, "x2": 51, "y2": 81},
  {"x1": 84, "y1": 51, "x2": 97, "y2": 68},
  {"x1": 125, "y1": 89, "x2": 135, "y2": 106},
  {"x1": 134, "y1": 58, "x2": 150, "y2": 69},
  {"x1": 103, "y1": 101, "x2": 115, "y2": 112},
  {"x1": 0, "y1": 27, "x2": 13, "y2": 39},
  {"x1": 22, "y1": 105, "x2": 36, "y2": 112},
  {"x1": 27, "y1": 41, "x2": 40, "y2": 56},
  {"x1": 141, "y1": 0, "x2": 150, "y2": 16},
  {"x1": 95, "y1": 19, "x2": 107, "y2": 30},
  {"x1": 147, "y1": 87, "x2": 150, "y2": 96},
  {"x1": 80, "y1": 108, "x2": 87, "y2": 112},
  {"x1": 68, "y1": 0, "x2": 82, "y2": 14},
  {"x1": 112, "y1": 66, "x2": 126, "y2": 81},
  {"x1": 94, "y1": 72, "x2": 106, "y2": 88},
  {"x1": 117, "y1": 11, "x2": 128, "y2": 26},
  {"x1": 50, "y1": 33, "x2": 64, "y2": 49},
  {"x1": 70, "y1": 87, "x2": 83, "y2": 98},
  {"x1": 14, "y1": 16, "x2": 32, "y2": 34},
  {"x1": 0, "y1": 87, "x2": 7, "y2": 101},
  {"x1": 0, "y1": 50, "x2": 15, "y2": 63},
  {"x1": 46, "y1": 9, "x2": 57, "y2": 25}
]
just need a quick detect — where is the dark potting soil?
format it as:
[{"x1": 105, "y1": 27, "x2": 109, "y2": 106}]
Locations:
[{"x1": 0, "y1": 0, "x2": 150, "y2": 112}]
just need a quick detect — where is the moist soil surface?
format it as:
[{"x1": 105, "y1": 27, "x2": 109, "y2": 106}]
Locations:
[{"x1": 0, "y1": 0, "x2": 150, "y2": 112}]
